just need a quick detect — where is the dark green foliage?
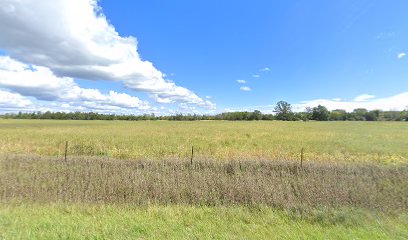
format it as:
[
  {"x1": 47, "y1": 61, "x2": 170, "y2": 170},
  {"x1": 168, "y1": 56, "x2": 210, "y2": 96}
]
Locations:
[
  {"x1": 365, "y1": 110, "x2": 380, "y2": 121},
  {"x1": 311, "y1": 105, "x2": 330, "y2": 121},
  {"x1": 274, "y1": 101, "x2": 295, "y2": 121},
  {"x1": 1, "y1": 105, "x2": 407, "y2": 121},
  {"x1": 402, "y1": 108, "x2": 408, "y2": 120},
  {"x1": 330, "y1": 109, "x2": 347, "y2": 121},
  {"x1": 250, "y1": 110, "x2": 263, "y2": 120}
]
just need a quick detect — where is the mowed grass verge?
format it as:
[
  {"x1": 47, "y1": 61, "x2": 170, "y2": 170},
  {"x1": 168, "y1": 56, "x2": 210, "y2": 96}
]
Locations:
[
  {"x1": 1, "y1": 204, "x2": 407, "y2": 240},
  {"x1": 0, "y1": 119, "x2": 407, "y2": 163}
]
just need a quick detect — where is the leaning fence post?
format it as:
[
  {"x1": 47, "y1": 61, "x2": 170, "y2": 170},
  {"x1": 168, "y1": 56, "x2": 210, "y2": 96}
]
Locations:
[
  {"x1": 300, "y1": 147, "x2": 304, "y2": 168},
  {"x1": 64, "y1": 141, "x2": 68, "y2": 162},
  {"x1": 190, "y1": 146, "x2": 194, "y2": 165}
]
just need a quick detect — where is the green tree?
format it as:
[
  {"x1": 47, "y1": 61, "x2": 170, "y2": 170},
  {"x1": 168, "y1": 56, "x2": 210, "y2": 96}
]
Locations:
[
  {"x1": 250, "y1": 110, "x2": 263, "y2": 120},
  {"x1": 365, "y1": 110, "x2": 380, "y2": 121},
  {"x1": 352, "y1": 108, "x2": 368, "y2": 121},
  {"x1": 330, "y1": 109, "x2": 347, "y2": 121},
  {"x1": 274, "y1": 101, "x2": 294, "y2": 121},
  {"x1": 311, "y1": 105, "x2": 330, "y2": 121},
  {"x1": 404, "y1": 107, "x2": 408, "y2": 121}
]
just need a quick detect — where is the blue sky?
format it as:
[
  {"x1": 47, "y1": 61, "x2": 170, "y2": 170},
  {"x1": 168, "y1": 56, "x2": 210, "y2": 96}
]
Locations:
[{"x1": 0, "y1": 0, "x2": 407, "y2": 114}]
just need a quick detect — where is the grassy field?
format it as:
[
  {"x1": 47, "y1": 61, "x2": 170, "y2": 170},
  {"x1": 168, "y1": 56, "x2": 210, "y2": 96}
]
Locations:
[
  {"x1": 0, "y1": 119, "x2": 407, "y2": 163},
  {"x1": 0, "y1": 119, "x2": 407, "y2": 239},
  {"x1": 1, "y1": 204, "x2": 407, "y2": 240}
]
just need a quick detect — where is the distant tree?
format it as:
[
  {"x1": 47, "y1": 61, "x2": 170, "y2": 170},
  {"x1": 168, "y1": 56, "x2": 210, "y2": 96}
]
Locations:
[
  {"x1": 404, "y1": 107, "x2": 408, "y2": 121},
  {"x1": 2, "y1": 108, "x2": 408, "y2": 121},
  {"x1": 311, "y1": 105, "x2": 330, "y2": 121},
  {"x1": 382, "y1": 111, "x2": 401, "y2": 121},
  {"x1": 261, "y1": 114, "x2": 274, "y2": 120},
  {"x1": 352, "y1": 108, "x2": 368, "y2": 121},
  {"x1": 330, "y1": 109, "x2": 347, "y2": 121},
  {"x1": 274, "y1": 101, "x2": 294, "y2": 121},
  {"x1": 304, "y1": 107, "x2": 313, "y2": 120},
  {"x1": 365, "y1": 110, "x2": 380, "y2": 121},
  {"x1": 250, "y1": 110, "x2": 263, "y2": 120}
]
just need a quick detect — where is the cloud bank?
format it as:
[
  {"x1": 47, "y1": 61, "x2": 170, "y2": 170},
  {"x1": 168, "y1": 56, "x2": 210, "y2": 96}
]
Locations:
[
  {"x1": 0, "y1": 89, "x2": 32, "y2": 109},
  {"x1": 295, "y1": 93, "x2": 408, "y2": 112},
  {"x1": 223, "y1": 93, "x2": 408, "y2": 113},
  {"x1": 353, "y1": 94, "x2": 376, "y2": 102},
  {"x1": 0, "y1": 56, "x2": 150, "y2": 111},
  {"x1": 0, "y1": 0, "x2": 214, "y2": 111}
]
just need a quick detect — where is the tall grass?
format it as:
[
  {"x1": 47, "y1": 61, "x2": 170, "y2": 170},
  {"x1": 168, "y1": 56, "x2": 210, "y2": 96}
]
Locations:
[
  {"x1": 1, "y1": 154, "x2": 407, "y2": 211},
  {"x1": 2, "y1": 204, "x2": 407, "y2": 240},
  {"x1": 0, "y1": 120, "x2": 407, "y2": 163}
]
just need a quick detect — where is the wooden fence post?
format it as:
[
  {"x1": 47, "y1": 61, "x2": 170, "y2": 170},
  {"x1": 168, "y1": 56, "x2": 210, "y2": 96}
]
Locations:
[
  {"x1": 190, "y1": 146, "x2": 194, "y2": 165},
  {"x1": 64, "y1": 141, "x2": 68, "y2": 162},
  {"x1": 300, "y1": 147, "x2": 304, "y2": 168}
]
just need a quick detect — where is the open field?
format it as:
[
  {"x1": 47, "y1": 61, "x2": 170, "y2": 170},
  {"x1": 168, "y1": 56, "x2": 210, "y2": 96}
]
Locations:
[
  {"x1": 0, "y1": 119, "x2": 407, "y2": 239},
  {"x1": 0, "y1": 119, "x2": 407, "y2": 163}
]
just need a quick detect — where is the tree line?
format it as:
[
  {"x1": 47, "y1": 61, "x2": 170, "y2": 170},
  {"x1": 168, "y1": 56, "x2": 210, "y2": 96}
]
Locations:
[{"x1": 1, "y1": 101, "x2": 407, "y2": 121}]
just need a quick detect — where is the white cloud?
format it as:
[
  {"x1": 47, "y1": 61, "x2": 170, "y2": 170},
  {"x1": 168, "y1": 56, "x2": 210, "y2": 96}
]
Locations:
[
  {"x1": 0, "y1": 0, "x2": 214, "y2": 109},
  {"x1": 259, "y1": 67, "x2": 270, "y2": 72},
  {"x1": 223, "y1": 92, "x2": 408, "y2": 114},
  {"x1": 0, "y1": 89, "x2": 32, "y2": 109},
  {"x1": 0, "y1": 92, "x2": 156, "y2": 115},
  {"x1": 0, "y1": 56, "x2": 150, "y2": 110},
  {"x1": 354, "y1": 94, "x2": 376, "y2": 102},
  {"x1": 240, "y1": 86, "x2": 251, "y2": 91},
  {"x1": 237, "y1": 79, "x2": 247, "y2": 84},
  {"x1": 294, "y1": 92, "x2": 408, "y2": 112},
  {"x1": 178, "y1": 103, "x2": 198, "y2": 113},
  {"x1": 398, "y1": 53, "x2": 406, "y2": 59},
  {"x1": 252, "y1": 75, "x2": 260, "y2": 78}
]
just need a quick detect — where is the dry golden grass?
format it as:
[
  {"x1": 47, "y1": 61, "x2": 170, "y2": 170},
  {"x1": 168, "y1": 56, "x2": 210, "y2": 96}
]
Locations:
[
  {"x1": 1, "y1": 154, "x2": 407, "y2": 211},
  {"x1": 0, "y1": 119, "x2": 407, "y2": 164}
]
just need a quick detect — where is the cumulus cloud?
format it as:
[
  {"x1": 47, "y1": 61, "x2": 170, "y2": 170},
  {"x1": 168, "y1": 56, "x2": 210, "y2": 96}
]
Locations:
[
  {"x1": 237, "y1": 80, "x2": 247, "y2": 84},
  {"x1": 0, "y1": 89, "x2": 32, "y2": 109},
  {"x1": 354, "y1": 94, "x2": 376, "y2": 102},
  {"x1": 0, "y1": 56, "x2": 150, "y2": 110},
  {"x1": 398, "y1": 53, "x2": 406, "y2": 59},
  {"x1": 223, "y1": 92, "x2": 408, "y2": 114},
  {"x1": 294, "y1": 93, "x2": 408, "y2": 112},
  {"x1": 259, "y1": 67, "x2": 270, "y2": 72},
  {"x1": 252, "y1": 75, "x2": 260, "y2": 78},
  {"x1": 240, "y1": 86, "x2": 251, "y2": 91},
  {"x1": 0, "y1": 0, "x2": 213, "y2": 109},
  {"x1": 0, "y1": 89, "x2": 157, "y2": 114}
]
